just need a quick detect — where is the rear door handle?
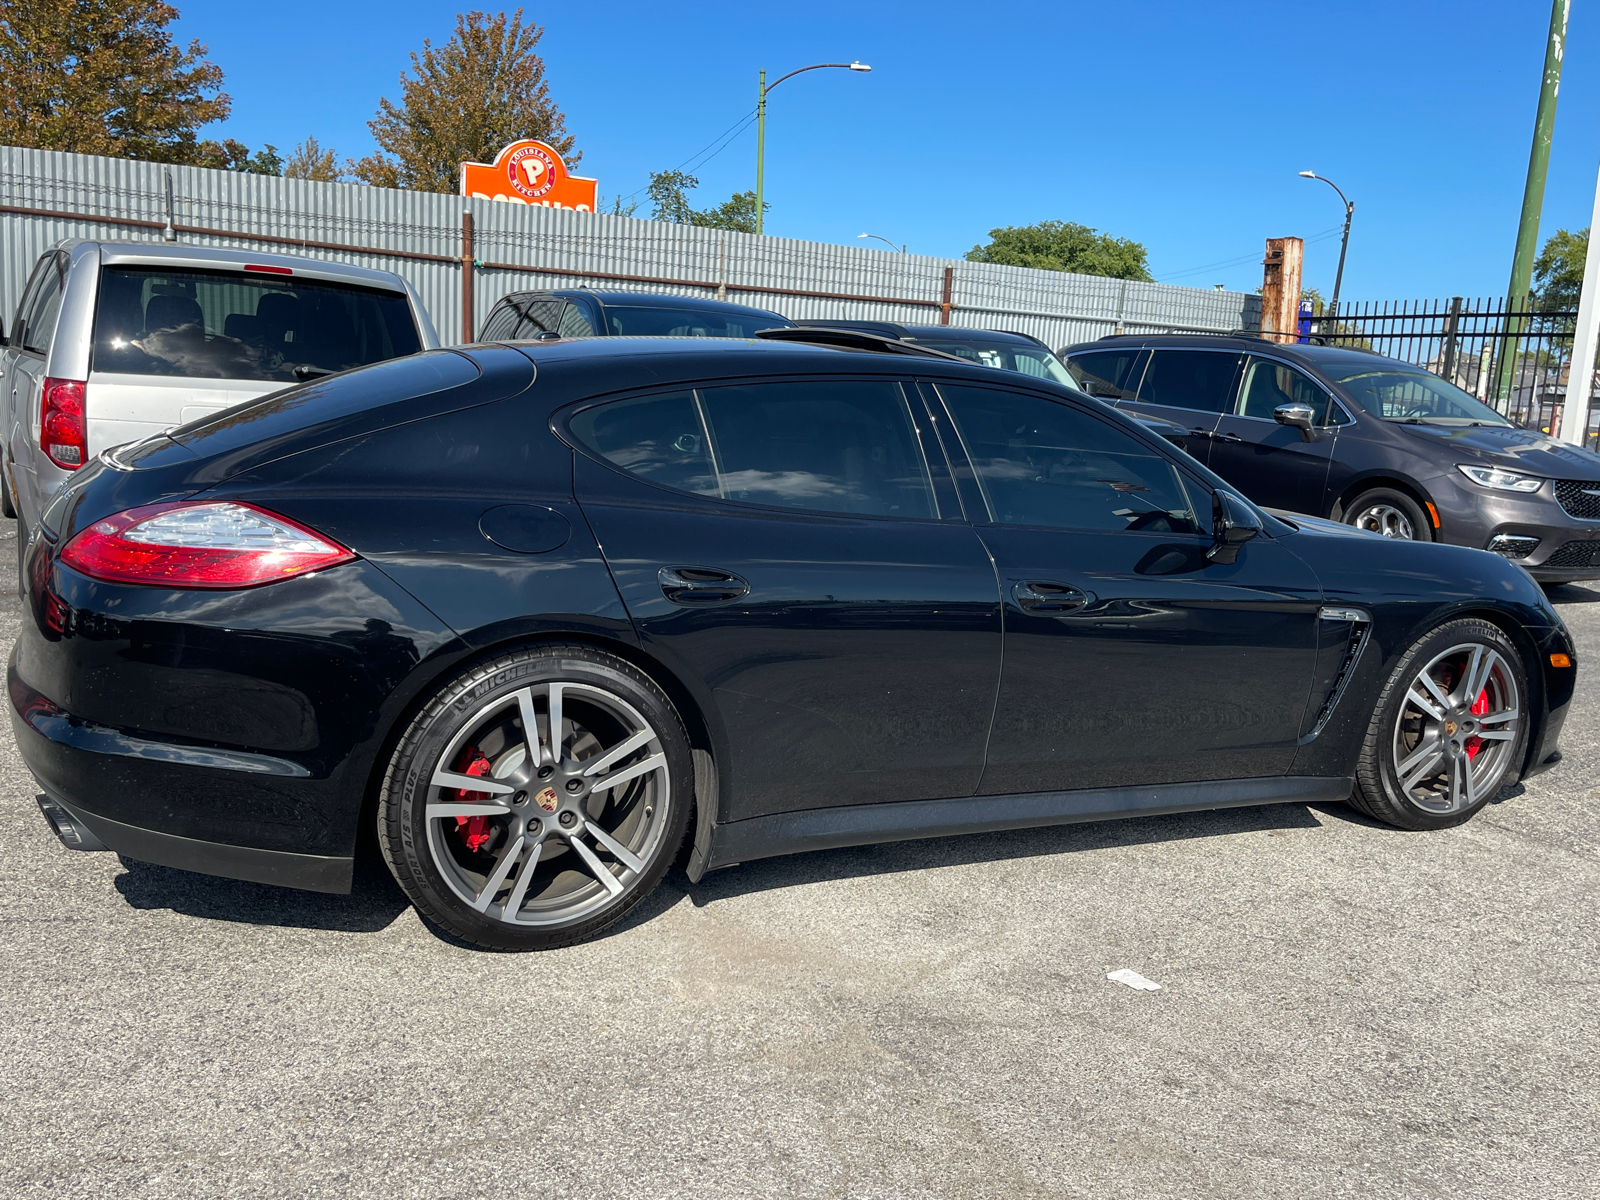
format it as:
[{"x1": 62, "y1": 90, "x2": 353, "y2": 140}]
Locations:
[
  {"x1": 1187, "y1": 427, "x2": 1214, "y2": 439},
  {"x1": 1012, "y1": 580, "x2": 1090, "y2": 613},
  {"x1": 1212, "y1": 432, "x2": 1244, "y2": 443},
  {"x1": 659, "y1": 566, "x2": 750, "y2": 605}
]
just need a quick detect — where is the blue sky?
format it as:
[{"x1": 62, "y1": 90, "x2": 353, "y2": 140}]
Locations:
[{"x1": 176, "y1": 0, "x2": 1600, "y2": 303}]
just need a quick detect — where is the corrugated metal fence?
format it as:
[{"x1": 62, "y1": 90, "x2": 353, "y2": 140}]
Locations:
[{"x1": 0, "y1": 145, "x2": 1261, "y2": 348}]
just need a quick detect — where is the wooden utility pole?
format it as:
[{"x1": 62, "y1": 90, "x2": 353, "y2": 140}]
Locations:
[{"x1": 1260, "y1": 237, "x2": 1303, "y2": 343}]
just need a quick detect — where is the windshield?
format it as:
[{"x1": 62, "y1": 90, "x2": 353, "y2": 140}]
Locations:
[
  {"x1": 602, "y1": 305, "x2": 790, "y2": 337},
  {"x1": 92, "y1": 266, "x2": 421, "y2": 383},
  {"x1": 1332, "y1": 367, "x2": 1512, "y2": 426},
  {"x1": 914, "y1": 340, "x2": 1077, "y2": 386}
]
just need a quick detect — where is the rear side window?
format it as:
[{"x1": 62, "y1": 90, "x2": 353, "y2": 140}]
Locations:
[
  {"x1": 1065, "y1": 349, "x2": 1142, "y2": 400},
  {"x1": 91, "y1": 266, "x2": 421, "y2": 382},
  {"x1": 600, "y1": 305, "x2": 791, "y2": 338},
  {"x1": 558, "y1": 303, "x2": 596, "y2": 337},
  {"x1": 22, "y1": 253, "x2": 66, "y2": 355},
  {"x1": 939, "y1": 382, "x2": 1202, "y2": 534},
  {"x1": 570, "y1": 379, "x2": 937, "y2": 519},
  {"x1": 1137, "y1": 349, "x2": 1240, "y2": 413}
]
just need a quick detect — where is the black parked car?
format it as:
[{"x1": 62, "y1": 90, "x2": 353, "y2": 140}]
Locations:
[
  {"x1": 14, "y1": 333, "x2": 1575, "y2": 950},
  {"x1": 796, "y1": 320, "x2": 1078, "y2": 385},
  {"x1": 478, "y1": 288, "x2": 792, "y2": 341},
  {"x1": 1060, "y1": 333, "x2": 1600, "y2": 583}
]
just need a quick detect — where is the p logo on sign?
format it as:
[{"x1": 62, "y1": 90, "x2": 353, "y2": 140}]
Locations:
[{"x1": 460, "y1": 139, "x2": 597, "y2": 212}]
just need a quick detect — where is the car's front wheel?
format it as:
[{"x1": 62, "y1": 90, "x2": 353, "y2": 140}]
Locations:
[
  {"x1": 1342, "y1": 487, "x2": 1430, "y2": 540},
  {"x1": 378, "y1": 645, "x2": 693, "y2": 950},
  {"x1": 1349, "y1": 619, "x2": 1528, "y2": 830}
]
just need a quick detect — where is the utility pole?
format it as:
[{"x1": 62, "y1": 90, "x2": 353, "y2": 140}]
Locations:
[
  {"x1": 1260, "y1": 237, "x2": 1304, "y2": 344},
  {"x1": 1496, "y1": 0, "x2": 1570, "y2": 401},
  {"x1": 1559, "y1": 164, "x2": 1600, "y2": 446},
  {"x1": 754, "y1": 62, "x2": 871, "y2": 237}
]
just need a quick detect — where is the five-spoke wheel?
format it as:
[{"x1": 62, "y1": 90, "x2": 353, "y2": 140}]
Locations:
[{"x1": 380, "y1": 646, "x2": 692, "y2": 949}]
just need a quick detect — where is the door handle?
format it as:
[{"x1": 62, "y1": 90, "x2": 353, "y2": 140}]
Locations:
[
  {"x1": 1012, "y1": 580, "x2": 1090, "y2": 613},
  {"x1": 659, "y1": 566, "x2": 750, "y2": 605},
  {"x1": 1187, "y1": 427, "x2": 1213, "y2": 439},
  {"x1": 1211, "y1": 432, "x2": 1244, "y2": 443}
]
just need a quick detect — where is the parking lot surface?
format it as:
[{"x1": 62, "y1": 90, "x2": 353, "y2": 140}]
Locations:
[{"x1": 1, "y1": 511, "x2": 1596, "y2": 1200}]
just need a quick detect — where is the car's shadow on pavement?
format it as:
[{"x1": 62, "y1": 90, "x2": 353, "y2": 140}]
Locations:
[
  {"x1": 112, "y1": 852, "x2": 410, "y2": 934},
  {"x1": 1544, "y1": 582, "x2": 1600, "y2": 604}
]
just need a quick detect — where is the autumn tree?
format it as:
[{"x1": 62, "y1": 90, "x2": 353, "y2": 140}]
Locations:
[
  {"x1": 285, "y1": 136, "x2": 342, "y2": 182},
  {"x1": 351, "y1": 9, "x2": 576, "y2": 192},
  {"x1": 0, "y1": 0, "x2": 232, "y2": 163},
  {"x1": 966, "y1": 220, "x2": 1152, "y2": 281}
]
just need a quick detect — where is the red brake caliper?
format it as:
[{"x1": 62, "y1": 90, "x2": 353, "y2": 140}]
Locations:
[
  {"x1": 1465, "y1": 688, "x2": 1489, "y2": 760},
  {"x1": 453, "y1": 747, "x2": 496, "y2": 852}
]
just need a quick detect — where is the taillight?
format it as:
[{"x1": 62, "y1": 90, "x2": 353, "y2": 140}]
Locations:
[
  {"x1": 59, "y1": 502, "x2": 355, "y2": 589},
  {"x1": 41, "y1": 378, "x2": 86, "y2": 469}
]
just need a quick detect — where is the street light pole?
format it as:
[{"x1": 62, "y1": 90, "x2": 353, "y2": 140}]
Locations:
[
  {"x1": 756, "y1": 61, "x2": 871, "y2": 236},
  {"x1": 857, "y1": 232, "x2": 906, "y2": 253},
  {"x1": 1298, "y1": 171, "x2": 1354, "y2": 317}
]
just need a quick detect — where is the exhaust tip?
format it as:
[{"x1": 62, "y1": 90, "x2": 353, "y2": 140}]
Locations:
[{"x1": 37, "y1": 795, "x2": 110, "y2": 852}]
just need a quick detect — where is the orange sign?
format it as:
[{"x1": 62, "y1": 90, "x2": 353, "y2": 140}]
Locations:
[{"x1": 460, "y1": 139, "x2": 597, "y2": 212}]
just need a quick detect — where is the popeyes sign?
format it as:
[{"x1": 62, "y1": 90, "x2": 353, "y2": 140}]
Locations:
[{"x1": 460, "y1": 139, "x2": 597, "y2": 211}]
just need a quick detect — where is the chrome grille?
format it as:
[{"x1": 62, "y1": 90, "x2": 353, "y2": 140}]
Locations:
[{"x1": 1555, "y1": 480, "x2": 1600, "y2": 520}]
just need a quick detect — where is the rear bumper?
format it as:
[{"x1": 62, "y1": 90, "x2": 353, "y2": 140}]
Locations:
[{"x1": 10, "y1": 663, "x2": 353, "y2": 893}]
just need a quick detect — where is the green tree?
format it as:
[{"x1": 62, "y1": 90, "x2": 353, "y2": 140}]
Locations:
[
  {"x1": 285, "y1": 136, "x2": 342, "y2": 181},
  {"x1": 350, "y1": 9, "x2": 577, "y2": 192},
  {"x1": 1534, "y1": 226, "x2": 1587, "y2": 311},
  {"x1": 0, "y1": 0, "x2": 231, "y2": 163},
  {"x1": 965, "y1": 220, "x2": 1152, "y2": 281},
  {"x1": 647, "y1": 169, "x2": 765, "y2": 234}
]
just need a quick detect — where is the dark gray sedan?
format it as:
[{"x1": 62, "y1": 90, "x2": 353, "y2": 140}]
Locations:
[{"x1": 1061, "y1": 333, "x2": 1600, "y2": 583}]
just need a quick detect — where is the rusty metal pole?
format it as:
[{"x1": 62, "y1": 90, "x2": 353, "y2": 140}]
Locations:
[
  {"x1": 940, "y1": 266, "x2": 953, "y2": 325},
  {"x1": 461, "y1": 212, "x2": 475, "y2": 343}
]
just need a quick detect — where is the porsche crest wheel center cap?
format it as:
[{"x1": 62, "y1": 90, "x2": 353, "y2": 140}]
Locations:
[
  {"x1": 533, "y1": 786, "x2": 559, "y2": 813},
  {"x1": 1444, "y1": 719, "x2": 1458, "y2": 737}
]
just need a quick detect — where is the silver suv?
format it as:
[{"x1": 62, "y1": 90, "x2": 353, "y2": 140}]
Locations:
[{"x1": 0, "y1": 240, "x2": 439, "y2": 535}]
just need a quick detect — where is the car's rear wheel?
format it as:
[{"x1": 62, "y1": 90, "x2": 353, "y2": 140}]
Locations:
[
  {"x1": 1342, "y1": 487, "x2": 1430, "y2": 540},
  {"x1": 1349, "y1": 619, "x2": 1527, "y2": 830},
  {"x1": 378, "y1": 645, "x2": 692, "y2": 950}
]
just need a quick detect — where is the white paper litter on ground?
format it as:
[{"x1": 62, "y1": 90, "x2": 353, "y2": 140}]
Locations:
[{"x1": 1107, "y1": 969, "x2": 1162, "y2": 991}]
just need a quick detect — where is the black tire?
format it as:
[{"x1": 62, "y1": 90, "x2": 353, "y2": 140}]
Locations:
[
  {"x1": 1342, "y1": 487, "x2": 1431, "y2": 541},
  {"x1": 378, "y1": 644, "x2": 693, "y2": 950},
  {"x1": 1349, "y1": 618, "x2": 1528, "y2": 830}
]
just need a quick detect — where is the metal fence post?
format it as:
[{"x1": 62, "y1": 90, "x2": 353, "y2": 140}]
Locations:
[
  {"x1": 1441, "y1": 296, "x2": 1463, "y2": 380},
  {"x1": 461, "y1": 212, "x2": 475, "y2": 343},
  {"x1": 940, "y1": 266, "x2": 954, "y2": 325},
  {"x1": 162, "y1": 170, "x2": 177, "y2": 242}
]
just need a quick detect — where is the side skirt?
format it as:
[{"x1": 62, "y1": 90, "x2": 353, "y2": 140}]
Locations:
[{"x1": 705, "y1": 775, "x2": 1353, "y2": 872}]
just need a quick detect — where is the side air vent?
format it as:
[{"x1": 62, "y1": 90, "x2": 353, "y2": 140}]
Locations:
[{"x1": 1305, "y1": 615, "x2": 1373, "y2": 739}]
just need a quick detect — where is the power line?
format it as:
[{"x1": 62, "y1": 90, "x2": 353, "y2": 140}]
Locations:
[
  {"x1": 1156, "y1": 223, "x2": 1345, "y2": 282},
  {"x1": 611, "y1": 108, "x2": 759, "y2": 210}
]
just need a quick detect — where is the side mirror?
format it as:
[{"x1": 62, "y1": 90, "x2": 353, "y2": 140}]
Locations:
[
  {"x1": 1208, "y1": 490, "x2": 1263, "y2": 564},
  {"x1": 1273, "y1": 402, "x2": 1318, "y2": 441}
]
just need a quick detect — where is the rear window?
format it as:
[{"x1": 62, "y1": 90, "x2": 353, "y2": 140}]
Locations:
[
  {"x1": 601, "y1": 305, "x2": 791, "y2": 338},
  {"x1": 92, "y1": 266, "x2": 422, "y2": 383}
]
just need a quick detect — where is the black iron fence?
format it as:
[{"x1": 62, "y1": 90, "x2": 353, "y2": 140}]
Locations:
[{"x1": 1302, "y1": 297, "x2": 1590, "y2": 444}]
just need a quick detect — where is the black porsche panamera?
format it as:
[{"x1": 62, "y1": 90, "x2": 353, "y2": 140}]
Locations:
[{"x1": 10, "y1": 332, "x2": 1577, "y2": 949}]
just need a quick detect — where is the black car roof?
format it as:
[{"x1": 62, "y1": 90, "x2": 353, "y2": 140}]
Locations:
[
  {"x1": 795, "y1": 319, "x2": 1048, "y2": 348},
  {"x1": 496, "y1": 334, "x2": 1076, "y2": 396},
  {"x1": 496, "y1": 288, "x2": 786, "y2": 319}
]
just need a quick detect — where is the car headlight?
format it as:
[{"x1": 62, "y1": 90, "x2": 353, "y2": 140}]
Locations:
[{"x1": 1457, "y1": 464, "x2": 1545, "y2": 493}]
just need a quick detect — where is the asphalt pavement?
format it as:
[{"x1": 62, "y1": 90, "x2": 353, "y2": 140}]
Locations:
[{"x1": 2, "y1": 511, "x2": 1597, "y2": 1199}]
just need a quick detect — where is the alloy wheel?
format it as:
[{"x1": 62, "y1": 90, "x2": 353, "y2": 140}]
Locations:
[
  {"x1": 1349, "y1": 503, "x2": 1415, "y2": 539},
  {"x1": 424, "y1": 681, "x2": 672, "y2": 926},
  {"x1": 1390, "y1": 642, "x2": 1520, "y2": 814}
]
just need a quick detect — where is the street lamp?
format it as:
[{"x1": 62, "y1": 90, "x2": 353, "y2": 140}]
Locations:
[
  {"x1": 857, "y1": 232, "x2": 905, "y2": 253},
  {"x1": 1299, "y1": 170, "x2": 1354, "y2": 317},
  {"x1": 756, "y1": 61, "x2": 872, "y2": 236}
]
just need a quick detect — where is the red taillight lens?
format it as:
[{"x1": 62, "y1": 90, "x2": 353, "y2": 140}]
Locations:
[
  {"x1": 41, "y1": 378, "x2": 86, "y2": 469},
  {"x1": 59, "y1": 502, "x2": 355, "y2": 589}
]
